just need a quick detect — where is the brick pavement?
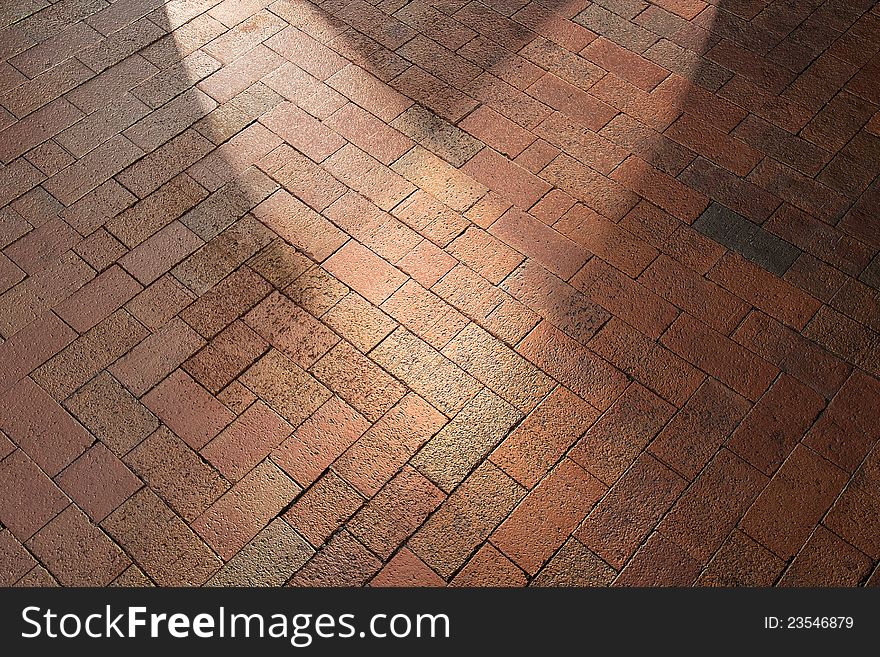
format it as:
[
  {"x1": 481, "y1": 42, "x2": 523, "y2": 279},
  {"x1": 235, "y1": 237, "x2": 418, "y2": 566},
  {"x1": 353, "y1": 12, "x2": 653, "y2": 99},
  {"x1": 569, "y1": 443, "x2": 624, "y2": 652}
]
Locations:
[{"x1": 0, "y1": 0, "x2": 879, "y2": 587}]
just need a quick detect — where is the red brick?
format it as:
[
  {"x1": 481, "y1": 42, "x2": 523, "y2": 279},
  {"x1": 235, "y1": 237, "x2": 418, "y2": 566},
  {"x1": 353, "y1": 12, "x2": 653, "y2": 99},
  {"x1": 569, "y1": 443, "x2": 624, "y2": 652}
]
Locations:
[
  {"x1": 571, "y1": 257, "x2": 678, "y2": 339},
  {"x1": 55, "y1": 266, "x2": 141, "y2": 333},
  {"x1": 0, "y1": 528, "x2": 35, "y2": 585},
  {"x1": 569, "y1": 382, "x2": 675, "y2": 485},
  {"x1": 202, "y1": 401, "x2": 293, "y2": 482},
  {"x1": 0, "y1": 312, "x2": 76, "y2": 396},
  {"x1": 554, "y1": 203, "x2": 658, "y2": 277},
  {"x1": 459, "y1": 106, "x2": 536, "y2": 158},
  {"x1": 490, "y1": 207, "x2": 590, "y2": 279},
  {"x1": 0, "y1": 98, "x2": 83, "y2": 164},
  {"x1": 327, "y1": 64, "x2": 413, "y2": 122},
  {"x1": 616, "y1": 531, "x2": 702, "y2": 586},
  {"x1": 260, "y1": 101, "x2": 345, "y2": 162},
  {"x1": 577, "y1": 453, "x2": 686, "y2": 568},
  {"x1": 515, "y1": 138, "x2": 560, "y2": 173},
  {"x1": 531, "y1": 188, "x2": 577, "y2": 225},
  {"x1": 679, "y1": 157, "x2": 781, "y2": 224},
  {"x1": 370, "y1": 548, "x2": 445, "y2": 587},
  {"x1": 380, "y1": 279, "x2": 469, "y2": 349},
  {"x1": 780, "y1": 525, "x2": 873, "y2": 586},
  {"x1": 732, "y1": 311, "x2": 849, "y2": 401},
  {"x1": 501, "y1": 259, "x2": 609, "y2": 344},
  {"x1": 0, "y1": 378, "x2": 92, "y2": 477},
  {"x1": 243, "y1": 291, "x2": 338, "y2": 368},
  {"x1": 324, "y1": 102, "x2": 413, "y2": 164},
  {"x1": 109, "y1": 318, "x2": 205, "y2": 396},
  {"x1": 391, "y1": 189, "x2": 469, "y2": 247},
  {"x1": 117, "y1": 220, "x2": 203, "y2": 285},
  {"x1": 492, "y1": 458, "x2": 605, "y2": 575},
  {"x1": 452, "y1": 543, "x2": 528, "y2": 586},
  {"x1": 180, "y1": 267, "x2": 271, "y2": 338},
  {"x1": 804, "y1": 371, "x2": 880, "y2": 473},
  {"x1": 448, "y1": 226, "x2": 524, "y2": 285},
  {"x1": 611, "y1": 155, "x2": 708, "y2": 223},
  {"x1": 582, "y1": 37, "x2": 670, "y2": 90},
  {"x1": 665, "y1": 112, "x2": 762, "y2": 176},
  {"x1": 102, "y1": 488, "x2": 220, "y2": 586},
  {"x1": 589, "y1": 73, "x2": 680, "y2": 131},
  {"x1": 391, "y1": 145, "x2": 483, "y2": 212},
  {"x1": 323, "y1": 292, "x2": 397, "y2": 353},
  {"x1": 27, "y1": 505, "x2": 128, "y2": 586},
  {"x1": 284, "y1": 471, "x2": 364, "y2": 547},
  {"x1": 742, "y1": 445, "x2": 848, "y2": 559},
  {"x1": 192, "y1": 459, "x2": 300, "y2": 560},
  {"x1": 729, "y1": 374, "x2": 826, "y2": 476},
  {"x1": 640, "y1": 254, "x2": 749, "y2": 334},
  {"x1": 395, "y1": 239, "x2": 457, "y2": 288},
  {"x1": 316, "y1": 340, "x2": 408, "y2": 420},
  {"x1": 55, "y1": 443, "x2": 141, "y2": 523},
  {"x1": 253, "y1": 190, "x2": 347, "y2": 262},
  {"x1": 709, "y1": 252, "x2": 822, "y2": 330},
  {"x1": 333, "y1": 393, "x2": 446, "y2": 497},
  {"x1": 749, "y1": 157, "x2": 849, "y2": 224},
  {"x1": 697, "y1": 529, "x2": 786, "y2": 586},
  {"x1": 348, "y1": 465, "x2": 444, "y2": 559},
  {"x1": 0, "y1": 450, "x2": 69, "y2": 541},
  {"x1": 660, "y1": 313, "x2": 778, "y2": 402},
  {"x1": 4, "y1": 217, "x2": 78, "y2": 276},
  {"x1": 409, "y1": 461, "x2": 525, "y2": 578},
  {"x1": 271, "y1": 396, "x2": 371, "y2": 487},
  {"x1": 517, "y1": 320, "x2": 628, "y2": 410},
  {"x1": 143, "y1": 369, "x2": 234, "y2": 450},
  {"x1": 659, "y1": 449, "x2": 767, "y2": 562},
  {"x1": 290, "y1": 529, "x2": 381, "y2": 587},
  {"x1": 183, "y1": 320, "x2": 268, "y2": 393},
  {"x1": 589, "y1": 317, "x2": 704, "y2": 408},
  {"x1": 825, "y1": 446, "x2": 880, "y2": 559},
  {"x1": 322, "y1": 240, "x2": 406, "y2": 304},
  {"x1": 526, "y1": 73, "x2": 616, "y2": 131}
]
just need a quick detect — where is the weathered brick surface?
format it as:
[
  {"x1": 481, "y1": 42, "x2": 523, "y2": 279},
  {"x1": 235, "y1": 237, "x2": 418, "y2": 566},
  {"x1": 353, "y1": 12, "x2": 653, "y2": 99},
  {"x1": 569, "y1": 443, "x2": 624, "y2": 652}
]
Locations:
[{"x1": 1, "y1": 0, "x2": 877, "y2": 589}]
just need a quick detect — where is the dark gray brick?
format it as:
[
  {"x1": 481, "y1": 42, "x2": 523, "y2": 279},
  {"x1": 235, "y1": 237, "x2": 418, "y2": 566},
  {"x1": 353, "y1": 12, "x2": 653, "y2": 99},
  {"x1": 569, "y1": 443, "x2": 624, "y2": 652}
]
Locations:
[{"x1": 693, "y1": 203, "x2": 801, "y2": 276}]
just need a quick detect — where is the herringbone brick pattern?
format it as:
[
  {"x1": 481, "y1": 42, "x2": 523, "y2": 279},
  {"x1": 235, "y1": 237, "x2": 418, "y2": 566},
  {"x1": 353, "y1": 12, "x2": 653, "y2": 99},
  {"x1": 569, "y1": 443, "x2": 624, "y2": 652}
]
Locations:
[{"x1": 1, "y1": 0, "x2": 879, "y2": 587}]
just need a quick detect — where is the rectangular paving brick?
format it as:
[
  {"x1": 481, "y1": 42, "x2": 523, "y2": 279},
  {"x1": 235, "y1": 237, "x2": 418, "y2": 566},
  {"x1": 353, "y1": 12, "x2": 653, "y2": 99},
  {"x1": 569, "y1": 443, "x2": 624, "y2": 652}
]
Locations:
[
  {"x1": 0, "y1": 450, "x2": 69, "y2": 542},
  {"x1": 569, "y1": 382, "x2": 676, "y2": 486},
  {"x1": 380, "y1": 279, "x2": 469, "y2": 349},
  {"x1": 409, "y1": 461, "x2": 525, "y2": 578},
  {"x1": 348, "y1": 465, "x2": 445, "y2": 559},
  {"x1": 728, "y1": 374, "x2": 826, "y2": 476},
  {"x1": 517, "y1": 320, "x2": 629, "y2": 411},
  {"x1": 741, "y1": 445, "x2": 848, "y2": 560},
  {"x1": 333, "y1": 393, "x2": 447, "y2": 497},
  {"x1": 492, "y1": 458, "x2": 605, "y2": 575},
  {"x1": 660, "y1": 313, "x2": 779, "y2": 402},
  {"x1": 0, "y1": 312, "x2": 76, "y2": 396},
  {"x1": 284, "y1": 471, "x2": 364, "y2": 547},
  {"x1": 244, "y1": 290, "x2": 338, "y2": 368},
  {"x1": 109, "y1": 318, "x2": 205, "y2": 397},
  {"x1": 576, "y1": 453, "x2": 686, "y2": 569},
  {"x1": 323, "y1": 239, "x2": 407, "y2": 304},
  {"x1": 311, "y1": 341, "x2": 407, "y2": 423},
  {"x1": 240, "y1": 349, "x2": 332, "y2": 427},
  {"x1": 572, "y1": 256, "x2": 679, "y2": 339},
  {"x1": 0, "y1": 376, "x2": 93, "y2": 477},
  {"x1": 501, "y1": 259, "x2": 610, "y2": 345},
  {"x1": 103, "y1": 488, "x2": 221, "y2": 586},
  {"x1": 412, "y1": 388, "x2": 520, "y2": 493},
  {"x1": 490, "y1": 207, "x2": 590, "y2": 280},
  {"x1": 253, "y1": 189, "x2": 347, "y2": 262},
  {"x1": 371, "y1": 327, "x2": 482, "y2": 416},
  {"x1": 658, "y1": 449, "x2": 767, "y2": 562},
  {"x1": 442, "y1": 322, "x2": 554, "y2": 412},
  {"x1": 183, "y1": 320, "x2": 268, "y2": 393},
  {"x1": 192, "y1": 459, "x2": 301, "y2": 560},
  {"x1": 33, "y1": 310, "x2": 149, "y2": 400},
  {"x1": 708, "y1": 251, "x2": 821, "y2": 330},
  {"x1": 55, "y1": 266, "x2": 142, "y2": 333},
  {"x1": 693, "y1": 202, "x2": 801, "y2": 277},
  {"x1": 589, "y1": 317, "x2": 705, "y2": 408},
  {"x1": 200, "y1": 401, "x2": 293, "y2": 482},
  {"x1": 272, "y1": 395, "x2": 371, "y2": 487}
]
